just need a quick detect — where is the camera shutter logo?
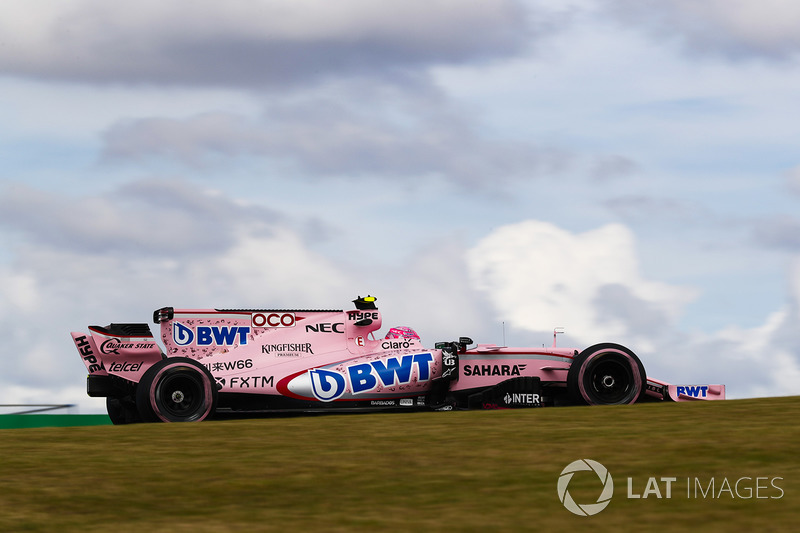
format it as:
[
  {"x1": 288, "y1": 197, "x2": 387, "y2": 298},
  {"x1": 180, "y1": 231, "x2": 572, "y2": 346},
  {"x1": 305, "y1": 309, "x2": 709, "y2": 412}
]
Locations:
[{"x1": 557, "y1": 459, "x2": 614, "y2": 516}]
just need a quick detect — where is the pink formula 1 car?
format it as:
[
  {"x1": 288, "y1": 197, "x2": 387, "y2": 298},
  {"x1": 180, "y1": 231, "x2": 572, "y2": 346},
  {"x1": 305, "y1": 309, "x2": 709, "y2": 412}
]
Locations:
[{"x1": 71, "y1": 296, "x2": 725, "y2": 424}]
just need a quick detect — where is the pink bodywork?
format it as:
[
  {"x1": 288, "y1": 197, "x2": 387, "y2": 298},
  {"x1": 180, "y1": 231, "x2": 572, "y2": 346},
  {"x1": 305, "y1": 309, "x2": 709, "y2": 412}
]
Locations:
[{"x1": 72, "y1": 304, "x2": 725, "y2": 405}]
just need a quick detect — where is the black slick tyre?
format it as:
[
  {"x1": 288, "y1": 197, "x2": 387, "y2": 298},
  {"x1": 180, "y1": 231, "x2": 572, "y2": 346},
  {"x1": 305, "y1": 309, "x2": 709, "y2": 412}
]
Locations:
[
  {"x1": 106, "y1": 397, "x2": 141, "y2": 425},
  {"x1": 567, "y1": 343, "x2": 646, "y2": 405},
  {"x1": 136, "y1": 357, "x2": 217, "y2": 422}
]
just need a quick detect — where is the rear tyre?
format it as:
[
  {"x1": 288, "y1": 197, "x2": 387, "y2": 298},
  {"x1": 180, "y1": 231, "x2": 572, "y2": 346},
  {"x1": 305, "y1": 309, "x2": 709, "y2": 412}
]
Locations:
[
  {"x1": 106, "y1": 397, "x2": 141, "y2": 425},
  {"x1": 136, "y1": 357, "x2": 217, "y2": 422},
  {"x1": 567, "y1": 343, "x2": 646, "y2": 405}
]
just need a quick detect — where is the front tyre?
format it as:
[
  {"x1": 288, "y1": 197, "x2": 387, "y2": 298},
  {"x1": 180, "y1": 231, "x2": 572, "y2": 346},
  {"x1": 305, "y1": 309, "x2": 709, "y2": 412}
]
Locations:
[
  {"x1": 567, "y1": 343, "x2": 646, "y2": 405},
  {"x1": 136, "y1": 357, "x2": 217, "y2": 422}
]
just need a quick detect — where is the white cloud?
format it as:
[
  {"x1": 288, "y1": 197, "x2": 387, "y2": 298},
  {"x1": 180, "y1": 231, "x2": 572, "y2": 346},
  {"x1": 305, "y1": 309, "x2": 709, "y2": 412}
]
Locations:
[
  {"x1": 0, "y1": 180, "x2": 489, "y2": 413},
  {"x1": 466, "y1": 219, "x2": 800, "y2": 399},
  {"x1": 602, "y1": 0, "x2": 800, "y2": 60},
  {"x1": 0, "y1": 0, "x2": 529, "y2": 87},
  {"x1": 689, "y1": 307, "x2": 800, "y2": 398},
  {"x1": 0, "y1": 180, "x2": 354, "y2": 412},
  {"x1": 0, "y1": 179, "x2": 281, "y2": 257},
  {"x1": 371, "y1": 240, "x2": 494, "y2": 343},
  {"x1": 211, "y1": 229, "x2": 349, "y2": 307},
  {"x1": 467, "y1": 220, "x2": 696, "y2": 348},
  {"x1": 99, "y1": 102, "x2": 568, "y2": 186},
  {"x1": 787, "y1": 165, "x2": 800, "y2": 195},
  {"x1": 2, "y1": 199, "x2": 799, "y2": 413},
  {"x1": 792, "y1": 259, "x2": 800, "y2": 305},
  {"x1": 2, "y1": 0, "x2": 800, "y2": 414},
  {"x1": 0, "y1": 269, "x2": 40, "y2": 313}
]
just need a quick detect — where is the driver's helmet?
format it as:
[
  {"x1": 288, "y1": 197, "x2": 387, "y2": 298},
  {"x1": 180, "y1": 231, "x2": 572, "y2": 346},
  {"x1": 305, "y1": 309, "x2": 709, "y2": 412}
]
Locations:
[{"x1": 385, "y1": 326, "x2": 420, "y2": 340}]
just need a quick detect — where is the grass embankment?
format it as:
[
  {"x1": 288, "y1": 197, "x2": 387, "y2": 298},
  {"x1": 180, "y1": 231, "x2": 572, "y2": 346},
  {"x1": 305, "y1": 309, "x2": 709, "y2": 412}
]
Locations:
[{"x1": 0, "y1": 396, "x2": 797, "y2": 532}]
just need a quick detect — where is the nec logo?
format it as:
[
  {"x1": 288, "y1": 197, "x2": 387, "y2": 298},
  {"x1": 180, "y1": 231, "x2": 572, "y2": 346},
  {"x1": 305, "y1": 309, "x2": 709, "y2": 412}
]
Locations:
[
  {"x1": 172, "y1": 322, "x2": 250, "y2": 346},
  {"x1": 676, "y1": 385, "x2": 709, "y2": 398},
  {"x1": 305, "y1": 323, "x2": 344, "y2": 334}
]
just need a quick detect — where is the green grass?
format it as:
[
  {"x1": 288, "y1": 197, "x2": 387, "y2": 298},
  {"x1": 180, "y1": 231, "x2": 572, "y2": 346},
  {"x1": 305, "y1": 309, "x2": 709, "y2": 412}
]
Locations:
[
  {"x1": 0, "y1": 414, "x2": 111, "y2": 429},
  {"x1": 0, "y1": 397, "x2": 797, "y2": 532}
]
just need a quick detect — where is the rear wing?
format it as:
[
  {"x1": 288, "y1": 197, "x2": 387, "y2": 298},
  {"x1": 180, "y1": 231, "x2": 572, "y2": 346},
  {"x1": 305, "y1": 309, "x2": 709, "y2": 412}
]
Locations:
[{"x1": 70, "y1": 323, "x2": 164, "y2": 387}]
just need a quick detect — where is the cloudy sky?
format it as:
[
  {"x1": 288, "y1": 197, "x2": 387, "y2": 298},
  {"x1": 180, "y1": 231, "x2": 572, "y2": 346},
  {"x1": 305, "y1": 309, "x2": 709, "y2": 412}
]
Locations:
[{"x1": 2, "y1": 0, "x2": 799, "y2": 413}]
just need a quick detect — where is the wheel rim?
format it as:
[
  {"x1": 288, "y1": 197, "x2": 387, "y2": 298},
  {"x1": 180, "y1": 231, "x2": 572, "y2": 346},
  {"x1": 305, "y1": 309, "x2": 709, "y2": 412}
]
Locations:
[
  {"x1": 586, "y1": 355, "x2": 635, "y2": 404},
  {"x1": 155, "y1": 370, "x2": 205, "y2": 420}
]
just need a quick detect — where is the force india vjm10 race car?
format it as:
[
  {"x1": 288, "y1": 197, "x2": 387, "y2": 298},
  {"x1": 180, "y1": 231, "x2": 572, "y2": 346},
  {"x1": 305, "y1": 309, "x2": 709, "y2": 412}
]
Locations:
[{"x1": 70, "y1": 296, "x2": 725, "y2": 424}]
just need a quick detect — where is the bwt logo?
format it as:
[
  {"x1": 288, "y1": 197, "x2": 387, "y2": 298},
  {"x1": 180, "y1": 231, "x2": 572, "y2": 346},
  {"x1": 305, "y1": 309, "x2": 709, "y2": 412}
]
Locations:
[
  {"x1": 309, "y1": 353, "x2": 434, "y2": 402},
  {"x1": 676, "y1": 385, "x2": 708, "y2": 398},
  {"x1": 557, "y1": 459, "x2": 614, "y2": 516},
  {"x1": 173, "y1": 322, "x2": 250, "y2": 346}
]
